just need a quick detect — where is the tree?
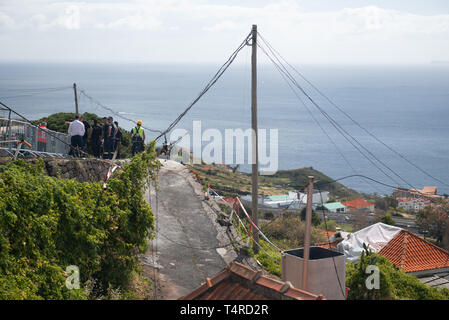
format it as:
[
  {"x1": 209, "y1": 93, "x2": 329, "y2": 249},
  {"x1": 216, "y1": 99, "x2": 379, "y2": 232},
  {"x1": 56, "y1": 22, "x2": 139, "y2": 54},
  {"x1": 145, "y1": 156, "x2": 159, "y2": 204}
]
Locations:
[
  {"x1": 443, "y1": 223, "x2": 449, "y2": 252},
  {"x1": 416, "y1": 203, "x2": 449, "y2": 245},
  {"x1": 377, "y1": 213, "x2": 395, "y2": 226},
  {"x1": 352, "y1": 212, "x2": 370, "y2": 231},
  {"x1": 300, "y1": 207, "x2": 321, "y2": 226},
  {"x1": 346, "y1": 245, "x2": 449, "y2": 300},
  {"x1": 34, "y1": 112, "x2": 132, "y2": 158},
  {"x1": 0, "y1": 144, "x2": 160, "y2": 299}
]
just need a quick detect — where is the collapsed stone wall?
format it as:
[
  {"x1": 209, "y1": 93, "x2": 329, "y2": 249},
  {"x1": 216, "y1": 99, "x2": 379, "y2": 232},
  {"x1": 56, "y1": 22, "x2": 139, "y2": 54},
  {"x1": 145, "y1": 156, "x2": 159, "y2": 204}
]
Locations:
[
  {"x1": 0, "y1": 157, "x2": 112, "y2": 183},
  {"x1": 43, "y1": 158, "x2": 111, "y2": 182}
]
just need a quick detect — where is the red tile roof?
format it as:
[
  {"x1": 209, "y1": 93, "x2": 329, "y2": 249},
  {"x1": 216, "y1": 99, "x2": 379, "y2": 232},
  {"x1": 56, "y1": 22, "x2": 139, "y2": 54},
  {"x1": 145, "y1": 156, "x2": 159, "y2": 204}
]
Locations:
[
  {"x1": 341, "y1": 198, "x2": 373, "y2": 210},
  {"x1": 379, "y1": 230, "x2": 449, "y2": 273},
  {"x1": 180, "y1": 261, "x2": 325, "y2": 300},
  {"x1": 320, "y1": 230, "x2": 335, "y2": 239}
]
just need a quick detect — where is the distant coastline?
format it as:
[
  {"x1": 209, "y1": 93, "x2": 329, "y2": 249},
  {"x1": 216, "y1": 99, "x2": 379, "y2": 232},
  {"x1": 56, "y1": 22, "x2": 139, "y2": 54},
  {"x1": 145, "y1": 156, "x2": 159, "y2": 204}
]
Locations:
[{"x1": 431, "y1": 60, "x2": 449, "y2": 65}]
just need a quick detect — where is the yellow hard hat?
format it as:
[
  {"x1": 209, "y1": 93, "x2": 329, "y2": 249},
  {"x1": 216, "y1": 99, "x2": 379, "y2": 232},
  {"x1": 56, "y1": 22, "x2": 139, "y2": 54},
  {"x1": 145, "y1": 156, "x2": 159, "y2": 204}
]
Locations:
[{"x1": 137, "y1": 120, "x2": 142, "y2": 126}]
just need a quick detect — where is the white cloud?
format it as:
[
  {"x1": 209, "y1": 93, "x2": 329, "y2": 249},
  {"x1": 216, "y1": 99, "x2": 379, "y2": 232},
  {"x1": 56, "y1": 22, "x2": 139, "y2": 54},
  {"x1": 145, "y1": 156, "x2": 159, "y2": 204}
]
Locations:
[
  {"x1": 0, "y1": 11, "x2": 15, "y2": 30},
  {"x1": 203, "y1": 20, "x2": 246, "y2": 32},
  {"x1": 0, "y1": 1, "x2": 448, "y2": 64}
]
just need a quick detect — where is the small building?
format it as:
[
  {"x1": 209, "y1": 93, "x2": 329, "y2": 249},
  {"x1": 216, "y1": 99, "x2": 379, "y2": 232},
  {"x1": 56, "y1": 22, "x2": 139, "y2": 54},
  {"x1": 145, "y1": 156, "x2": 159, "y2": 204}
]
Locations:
[
  {"x1": 393, "y1": 186, "x2": 441, "y2": 201},
  {"x1": 397, "y1": 197, "x2": 431, "y2": 212},
  {"x1": 244, "y1": 191, "x2": 330, "y2": 210},
  {"x1": 323, "y1": 202, "x2": 346, "y2": 213},
  {"x1": 379, "y1": 230, "x2": 449, "y2": 288},
  {"x1": 299, "y1": 191, "x2": 330, "y2": 208},
  {"x1": 338, "y1": 223, "x2": 449, "y2": 289},
  {"x1": 341, "y1": 198, "x2": 374, "y2": 212},
  {"x1": 181, "y1": 261, "x2": 324, "y2": 300}
]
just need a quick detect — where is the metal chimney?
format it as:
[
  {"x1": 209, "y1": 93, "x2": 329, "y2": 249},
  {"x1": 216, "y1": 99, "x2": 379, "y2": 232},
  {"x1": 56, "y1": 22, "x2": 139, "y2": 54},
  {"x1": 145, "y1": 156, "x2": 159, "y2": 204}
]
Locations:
[{"x1": 282, "y1": 246, "x2": 346, "y2": 300}]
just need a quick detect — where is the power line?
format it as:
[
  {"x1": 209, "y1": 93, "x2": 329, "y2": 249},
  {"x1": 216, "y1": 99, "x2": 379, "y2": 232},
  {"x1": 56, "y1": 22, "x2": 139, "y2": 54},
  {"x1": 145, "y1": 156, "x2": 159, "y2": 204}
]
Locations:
[
  {"x1": 256, "y1": 36, "x2": 423, "y2": 190},
  {"x1": 256, "y1": 40, "x2": 404, "y2": 188},
  {"x1": 317, "y1": 173, "x2": 449, "y2": 200},
  {"x1": 0, "y1": 86, "x2": 72, "y2": 100},
  {"x1": 0, "y1": 100, "x2": 91, "y2": 158},
  {"x1": 316, "y1": 185, "x2": 346, "y2": 299},
  {"x1": 77, "y1": 30, "x2": 251, "y2": 142},
  {"x1": 154, "y1": 31, "x2": 252, "y2": 141},
  {"x1": 78, "y1": 89, "x2": 163, "y2": 134},
  {"x1": 314, "y1": 173, "x2": 413, "y2": 192},
  {"x1": 258, "y1": 44, "x2": 383, "y2": 194},
  {"x1": 256, "y1": 39, "x2": 402, "y2": 187},
  {"x1": 258, "y1": 32, "x2": 449, "y2": 189}
]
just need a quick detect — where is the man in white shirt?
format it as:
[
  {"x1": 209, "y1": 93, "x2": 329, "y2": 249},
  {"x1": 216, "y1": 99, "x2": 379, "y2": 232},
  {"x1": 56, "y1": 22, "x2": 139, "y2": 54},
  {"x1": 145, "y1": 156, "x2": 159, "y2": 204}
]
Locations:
[{"x1": 68, "y1": 115, "x2": 85, "y2": 157}]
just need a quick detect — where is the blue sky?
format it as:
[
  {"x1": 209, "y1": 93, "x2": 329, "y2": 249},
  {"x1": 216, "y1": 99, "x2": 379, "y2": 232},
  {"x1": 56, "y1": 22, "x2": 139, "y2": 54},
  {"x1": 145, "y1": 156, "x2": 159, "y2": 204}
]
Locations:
[{"x1": 1, "y1": 0, "x2": 448, "y2": 64}]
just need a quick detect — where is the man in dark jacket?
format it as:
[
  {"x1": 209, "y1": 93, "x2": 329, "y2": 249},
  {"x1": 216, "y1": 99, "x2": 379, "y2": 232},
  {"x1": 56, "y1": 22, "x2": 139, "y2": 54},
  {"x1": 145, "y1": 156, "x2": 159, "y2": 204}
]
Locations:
[
  {"x1": 90, "y1": 119, "x2": 102, "y2": 158},
  {"x1": 113, "y1": 121, "x2": 122, "y2": 159}
]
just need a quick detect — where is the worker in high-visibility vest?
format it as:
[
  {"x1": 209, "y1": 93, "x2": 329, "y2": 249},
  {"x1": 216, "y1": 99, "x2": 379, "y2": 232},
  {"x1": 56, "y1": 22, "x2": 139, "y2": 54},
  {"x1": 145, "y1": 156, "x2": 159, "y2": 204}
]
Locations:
[
  {"x1": 131, "y1": 120, "x2": 145, "y2": 156},
  {"x1": 37, "y1": 122, "x2": 47, "y2": 152}
]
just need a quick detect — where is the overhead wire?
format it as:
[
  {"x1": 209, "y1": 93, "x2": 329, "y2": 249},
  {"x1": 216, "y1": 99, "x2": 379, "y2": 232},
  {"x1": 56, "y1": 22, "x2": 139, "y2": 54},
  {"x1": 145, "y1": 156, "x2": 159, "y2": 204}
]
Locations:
[
  {"x1": 154, "y1": 30, "x2": 252, "y2": 142},
  {"x1": 258, "y1": 47, "x2": 383, "y2": 194},
  {"x1": 256, "y1": 36, "x2": 419, "y2": 190},
  {"x1": 316, "y1": 184, "x2": 347, "y2": 298},
  {"x1": 78, "y1": 89, "x2": 163, "y2": 134},
  {"x1": 0, "y1": 86, "x2": 72, "y2": 100},
  {"x1": 256, "y1": 41, "x2": 401, "y2": 187},
  {"x1": 258, "y1": 32, "x2": 449, "y2": 189},
  {"x1": 0, "y1": 100, "x2": 92, "y2": 158}
]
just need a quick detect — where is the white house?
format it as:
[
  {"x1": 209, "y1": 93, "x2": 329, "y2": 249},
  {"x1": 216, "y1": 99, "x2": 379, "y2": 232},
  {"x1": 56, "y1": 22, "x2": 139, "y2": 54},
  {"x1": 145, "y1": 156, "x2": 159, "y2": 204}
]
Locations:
[
  {"x1": 397, "y1": 197, "x2": 431, "y2": 211},
  {"x1": 242, "y1": 191, "x2": 330, "y2": 209}
]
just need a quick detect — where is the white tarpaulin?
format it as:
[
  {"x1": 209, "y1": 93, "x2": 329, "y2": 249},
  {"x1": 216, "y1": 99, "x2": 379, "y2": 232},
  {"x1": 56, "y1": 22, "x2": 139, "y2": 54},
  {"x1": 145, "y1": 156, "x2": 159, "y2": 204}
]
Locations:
[{"x1": 337, "y1": 222, "x2": 403, "y2": 262}]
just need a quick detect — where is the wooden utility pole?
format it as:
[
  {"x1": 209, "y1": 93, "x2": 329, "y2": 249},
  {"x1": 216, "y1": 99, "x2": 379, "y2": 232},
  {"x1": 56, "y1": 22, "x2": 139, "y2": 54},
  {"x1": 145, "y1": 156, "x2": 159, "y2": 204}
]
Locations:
[
  {"x1": 251, "y1": 24, "x2": 259, "y2": 253},
  {"x1": 302, "y1": 176, "x2": 314, "y2": 291},
  {"x1": 73, "y1": 83, "x2": 79, "y2": 116}
]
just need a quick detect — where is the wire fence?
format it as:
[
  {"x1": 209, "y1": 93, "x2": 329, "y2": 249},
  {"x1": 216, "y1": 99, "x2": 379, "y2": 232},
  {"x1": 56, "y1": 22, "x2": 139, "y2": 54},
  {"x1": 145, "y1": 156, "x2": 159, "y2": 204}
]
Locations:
[{"x1": 0, "y1": 116, "x2": 70, "y2": 157}]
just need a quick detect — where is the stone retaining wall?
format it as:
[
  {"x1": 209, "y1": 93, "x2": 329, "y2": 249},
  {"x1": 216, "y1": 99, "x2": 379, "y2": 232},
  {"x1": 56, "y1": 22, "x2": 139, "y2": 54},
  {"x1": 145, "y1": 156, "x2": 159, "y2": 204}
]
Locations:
[
  {"x1": 0, "y1": 157, "x2": 113, "y2": 183},
  {"x1": 43, "y1": 158, "x2": 111, "y2": 182}
]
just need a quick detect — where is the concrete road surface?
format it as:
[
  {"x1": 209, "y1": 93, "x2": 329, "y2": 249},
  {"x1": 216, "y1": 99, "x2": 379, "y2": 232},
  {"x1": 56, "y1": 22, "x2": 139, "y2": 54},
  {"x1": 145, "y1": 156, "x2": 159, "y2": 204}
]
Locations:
[{"x1": 142, "y1": 160, "x2": 236, "y2": 300}]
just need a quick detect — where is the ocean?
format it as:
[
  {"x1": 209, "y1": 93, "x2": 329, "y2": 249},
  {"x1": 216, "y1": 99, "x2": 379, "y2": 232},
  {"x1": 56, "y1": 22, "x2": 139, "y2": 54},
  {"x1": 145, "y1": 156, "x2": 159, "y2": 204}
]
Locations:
[{"x1": 1, "y1": 62, "x2": 448, "y2": 195}]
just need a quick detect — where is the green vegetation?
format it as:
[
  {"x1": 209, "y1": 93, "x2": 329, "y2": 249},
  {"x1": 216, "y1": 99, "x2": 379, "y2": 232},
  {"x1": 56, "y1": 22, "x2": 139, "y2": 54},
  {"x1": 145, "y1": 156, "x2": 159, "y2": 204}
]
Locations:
[
  {"x1": 376, "y1": 213, "x2": 396, "y2": 226},
  {"x1": 0, "y1": 143, "x2": 160, "y2": 299},
  {"x1": 367, "y1": 194, "x2": 397, "y2": 212},
  {"x1": 189, "y1": 163, "x2": 361, "y2": 199},
  {"x1": 346, "y1": 246, "x2": 449, "y2": 300},
  {"x1": 33, "y1": 112, "x2": 132, "y2": 159},
  {"x1": 416, "y1": 202, "x2": 449, "y2": 248},
  {"x1": 228, "y1": 214, "x2": 328, "y2": 278},
  {"x1": 272, "y1": 167, "x2": 361, "y2": 199},
  {"x1": 262, "y1": 216, "x2": 326, "y2": 249},
  {"x1": 318, "y1": 219, "x2": 337, "y2": 231},
  {"x1": 300, "y1": 207, "x2": 321, "y2": 226}
]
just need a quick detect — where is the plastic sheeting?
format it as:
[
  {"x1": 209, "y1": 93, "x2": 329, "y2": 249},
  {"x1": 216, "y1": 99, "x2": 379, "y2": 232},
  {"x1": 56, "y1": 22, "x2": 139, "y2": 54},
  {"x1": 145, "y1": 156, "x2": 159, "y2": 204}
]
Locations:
[{"x1": 337, "y1": 222, "x2": 403, "y2": 262}]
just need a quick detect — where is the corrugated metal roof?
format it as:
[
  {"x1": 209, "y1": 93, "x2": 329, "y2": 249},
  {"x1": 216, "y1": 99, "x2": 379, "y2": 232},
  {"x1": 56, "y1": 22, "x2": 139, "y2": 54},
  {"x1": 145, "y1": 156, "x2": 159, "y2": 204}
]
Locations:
[
  {"x1": 180, "y1": 262, "x2": 325, "y2": 300},
  {"x1": 323, "y1": 202, "x2": 346, "y2": 210},
  {"x1": 267, "y1": 194, "x2": 295, "y2": 202}
]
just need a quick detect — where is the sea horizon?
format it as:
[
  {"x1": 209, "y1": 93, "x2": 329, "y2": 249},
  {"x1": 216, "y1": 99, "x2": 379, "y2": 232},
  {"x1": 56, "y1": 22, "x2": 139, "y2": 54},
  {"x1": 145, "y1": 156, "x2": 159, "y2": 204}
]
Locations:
[{"x1": 1, "y1": 62, "x2": 449, "y2": 195}]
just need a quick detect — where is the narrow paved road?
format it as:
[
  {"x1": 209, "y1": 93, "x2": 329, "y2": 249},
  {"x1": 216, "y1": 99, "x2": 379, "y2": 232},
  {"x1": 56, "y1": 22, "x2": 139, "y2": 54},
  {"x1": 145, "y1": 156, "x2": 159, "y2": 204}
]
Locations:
[{"x1": 142, "y1": 160, "x2": 231, "y2": 300}]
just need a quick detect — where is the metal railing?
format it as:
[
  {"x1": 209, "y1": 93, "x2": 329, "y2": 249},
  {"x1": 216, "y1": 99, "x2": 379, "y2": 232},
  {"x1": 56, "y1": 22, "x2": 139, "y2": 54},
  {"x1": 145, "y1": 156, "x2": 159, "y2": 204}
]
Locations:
[{"x1": 0, "y1": 117, "x2": 70, "y2": 158}]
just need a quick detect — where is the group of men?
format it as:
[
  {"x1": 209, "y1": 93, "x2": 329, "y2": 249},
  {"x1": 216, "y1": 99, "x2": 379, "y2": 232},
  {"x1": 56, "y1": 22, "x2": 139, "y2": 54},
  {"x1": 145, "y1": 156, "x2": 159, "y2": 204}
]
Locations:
[{"x1": 68, "y1": 115, "x2": 146, "y2": 159}]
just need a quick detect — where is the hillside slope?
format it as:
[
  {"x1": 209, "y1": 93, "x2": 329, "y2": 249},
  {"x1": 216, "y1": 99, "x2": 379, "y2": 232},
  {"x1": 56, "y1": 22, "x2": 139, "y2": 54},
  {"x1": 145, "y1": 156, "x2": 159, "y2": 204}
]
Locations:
[{"x1": 188, "y1": 163, "x2": 361, "y2": 199}]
